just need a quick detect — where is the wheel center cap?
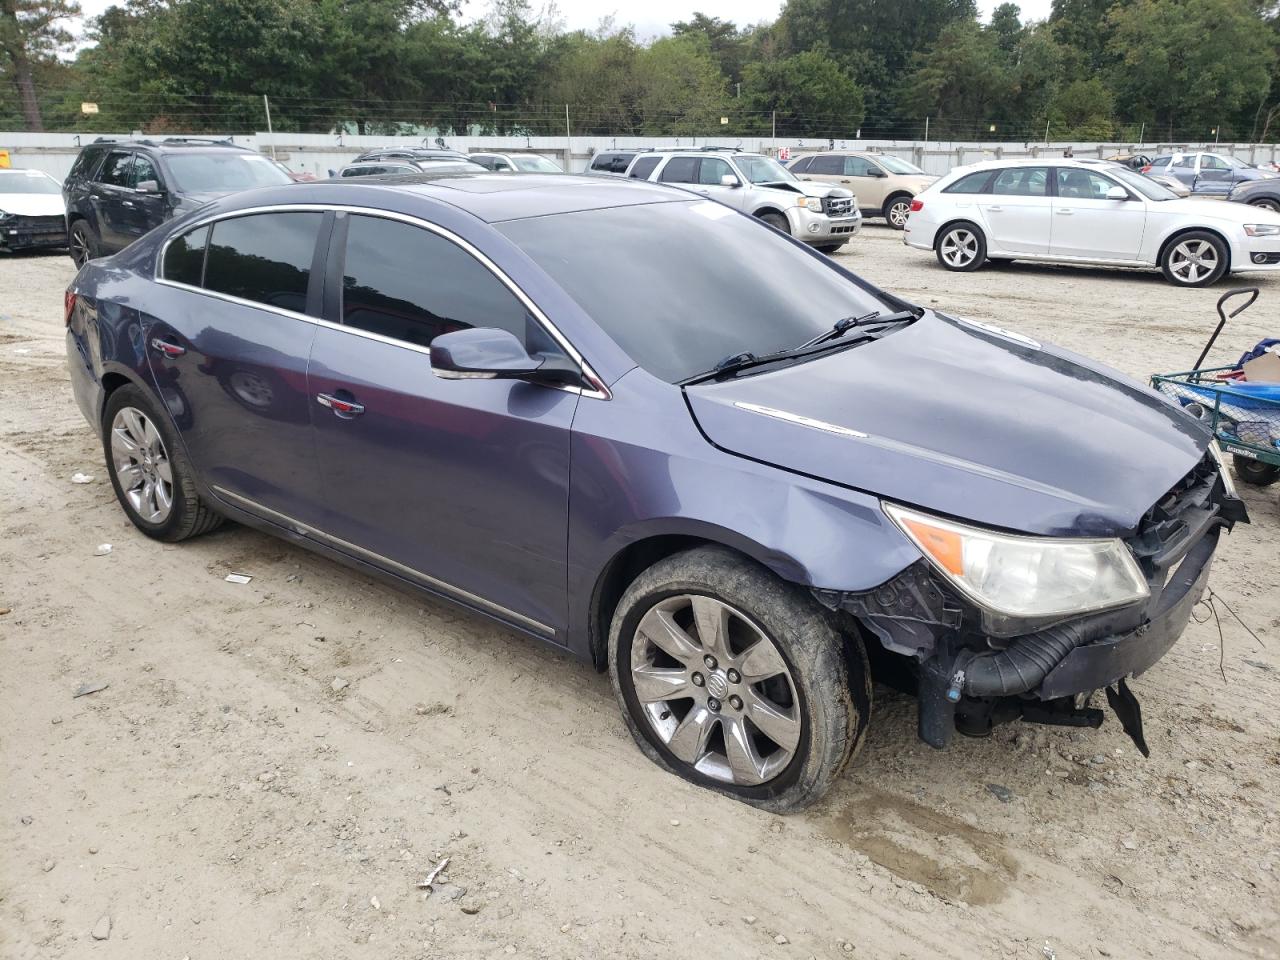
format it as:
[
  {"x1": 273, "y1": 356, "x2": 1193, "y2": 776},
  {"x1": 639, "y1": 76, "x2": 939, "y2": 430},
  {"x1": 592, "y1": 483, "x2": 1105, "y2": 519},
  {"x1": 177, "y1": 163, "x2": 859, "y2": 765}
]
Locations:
[{"x1": 705, "y1": 671, "x2": 729, "y2": 700}]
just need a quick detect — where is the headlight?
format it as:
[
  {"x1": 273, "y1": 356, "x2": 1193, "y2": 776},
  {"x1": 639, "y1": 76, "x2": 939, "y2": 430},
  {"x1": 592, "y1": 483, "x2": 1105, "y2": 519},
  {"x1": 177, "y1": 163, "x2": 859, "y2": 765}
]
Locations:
[
  {"x1": 1244, "y1": 223, "x2": 1280, "y2": 236},
  {"x1": 884, "y1": 504, "x2": 1149, "y2": 628},
  {"x1": 799, "y1": 196, "x2": 823, "y2": 212}
]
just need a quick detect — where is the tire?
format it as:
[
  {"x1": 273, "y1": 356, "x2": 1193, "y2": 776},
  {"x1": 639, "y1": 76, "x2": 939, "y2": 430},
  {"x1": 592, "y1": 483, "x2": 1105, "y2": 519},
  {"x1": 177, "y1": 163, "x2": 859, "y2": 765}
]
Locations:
[
  {"x1": 935, "y1": 222, "x2": 986, "y2": 272},
  {"x1": 1232, "y1": 453, "x2": 1280, "y2": 486},
  {"x1": 607, "y1": 545, "x2": 871, "y2": 813},
  {"x1": 815, "y1": 243, "x2": 845, "y2": 254},
  {"x1": 757, "y1": 211, "x2": 790, "y2": 235},
  {"x1": 883, "y1": 194, "x2": 913, "y2": 230},
  {"x1": 1160, "y1": 230, "x2": 1228, "y2": 287},
  {"x1": 102, "y1": 383, "x2": 224, "y2": 542},
  {"x1": 69, "y1": 219, "x2": 98, "y2": 269},
  {"x1": 1249, "y1": 198, "x2": 1280, "y2": 213}
]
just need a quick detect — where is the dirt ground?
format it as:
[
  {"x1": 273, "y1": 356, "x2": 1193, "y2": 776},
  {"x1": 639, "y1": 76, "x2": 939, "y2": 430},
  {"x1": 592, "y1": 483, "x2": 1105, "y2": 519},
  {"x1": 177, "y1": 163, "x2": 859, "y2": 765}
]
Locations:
[{"x1": 2, "y1": 226, "x2": 1278, "y2": 960}]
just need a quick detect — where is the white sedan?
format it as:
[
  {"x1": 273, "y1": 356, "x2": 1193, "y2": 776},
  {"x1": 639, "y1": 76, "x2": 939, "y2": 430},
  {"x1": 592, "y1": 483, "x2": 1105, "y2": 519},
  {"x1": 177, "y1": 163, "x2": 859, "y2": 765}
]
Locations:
[
  {"x1": 903, "y1": 158, "x2": 1280, "y2": 286},
  {"x1": 0, "y1": 168, "x2": 68, "y2": 253}
]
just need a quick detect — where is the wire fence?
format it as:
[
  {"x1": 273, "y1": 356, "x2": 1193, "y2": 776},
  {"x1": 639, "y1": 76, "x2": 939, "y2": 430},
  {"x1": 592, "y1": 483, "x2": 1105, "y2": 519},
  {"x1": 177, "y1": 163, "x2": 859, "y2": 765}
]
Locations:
[{"x1": 3, "y1": 87, "x2": 1250, "y2": 145}]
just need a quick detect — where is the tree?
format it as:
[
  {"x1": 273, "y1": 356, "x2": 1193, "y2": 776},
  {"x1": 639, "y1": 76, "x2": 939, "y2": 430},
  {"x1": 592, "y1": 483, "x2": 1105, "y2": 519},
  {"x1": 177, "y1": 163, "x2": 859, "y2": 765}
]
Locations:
[
  {"x1": 741, "y1": 50, "x2": 863, "y2": 136},
  {"x1": 671, "y1": 13, "x2": 750, "y2": 84},
  {"x1": 0, "y1": 0, "x2": 80, "y2": 130},
  {"x1": 631, "y1": 35, "x2": 728, "y2": 134},
  {"x1": 897, "y1": 20, "x2": 1009, "y2": 137}
]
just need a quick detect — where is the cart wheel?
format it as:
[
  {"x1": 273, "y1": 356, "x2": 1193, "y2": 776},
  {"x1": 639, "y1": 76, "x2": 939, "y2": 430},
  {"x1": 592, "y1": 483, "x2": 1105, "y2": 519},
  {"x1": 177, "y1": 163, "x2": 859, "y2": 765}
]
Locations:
[{"x1": 1232, "y1": 454, "x2": 1280, "y2": 486}]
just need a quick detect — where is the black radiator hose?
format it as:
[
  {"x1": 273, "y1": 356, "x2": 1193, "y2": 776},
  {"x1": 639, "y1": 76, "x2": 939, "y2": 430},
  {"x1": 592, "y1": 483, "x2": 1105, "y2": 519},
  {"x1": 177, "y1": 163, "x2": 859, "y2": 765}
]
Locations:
[{"x1": 961, "y1": 617, "x2": 1111, "y2": 697}]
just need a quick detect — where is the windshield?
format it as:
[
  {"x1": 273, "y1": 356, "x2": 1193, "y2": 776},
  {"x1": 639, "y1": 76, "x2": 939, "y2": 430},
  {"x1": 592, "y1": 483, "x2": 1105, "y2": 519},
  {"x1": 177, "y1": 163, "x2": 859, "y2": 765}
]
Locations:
[
  {"x1": 1111, "y1": 167, "x2": 1177, "y2": 201},
  {"x1": 878, "y1": 156, "x2": 926, "y2": 175},
  {"x1": 164, "y1": 153, "x2": 292, "y2": 193},
  {"x1": 498, "y1": 200, "x2": 891, "y2": 383},
  {"x1": 0, "y1": 170, "x2": 61, "y2": 194},
  {"x1": 735, "y1": 155, "x2": 796, "y2": 184},
  {"x1": 513, "y1": 155, "x2": 561, "y2": 173}
]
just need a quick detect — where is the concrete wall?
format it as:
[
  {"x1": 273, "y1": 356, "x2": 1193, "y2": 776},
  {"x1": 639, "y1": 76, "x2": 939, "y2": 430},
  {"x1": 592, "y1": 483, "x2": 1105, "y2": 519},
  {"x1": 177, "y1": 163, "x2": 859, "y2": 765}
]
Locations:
[{"x1": 5, "y1": 129, "x2": 1280, "y2": 180}]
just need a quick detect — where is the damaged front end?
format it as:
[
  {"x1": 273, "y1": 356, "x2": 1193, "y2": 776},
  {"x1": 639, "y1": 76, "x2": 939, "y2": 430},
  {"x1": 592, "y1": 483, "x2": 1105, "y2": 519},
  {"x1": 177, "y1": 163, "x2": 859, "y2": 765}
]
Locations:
[{"x1": 813, "y1": 453, "x2": 1248, "y2": 755}]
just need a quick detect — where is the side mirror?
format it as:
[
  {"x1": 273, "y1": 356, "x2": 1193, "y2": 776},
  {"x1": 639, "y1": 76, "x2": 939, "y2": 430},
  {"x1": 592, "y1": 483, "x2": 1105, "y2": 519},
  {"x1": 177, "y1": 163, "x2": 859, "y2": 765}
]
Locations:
[
  {"x1": 430, "y1": 327, "x2": 580, "y2": 386},
  {"x1": 136, "y1": 180, "x2": 160, "y2": 193},
  {"x1": 720, "y1": 174, "x2": 741, "y2": 187},
  {"x1": 1105, "y1": 185, "x2": 1129, "y2": 201},
  {"x1": 870, "y1": 168, "x2": 888, "y2": 178}
]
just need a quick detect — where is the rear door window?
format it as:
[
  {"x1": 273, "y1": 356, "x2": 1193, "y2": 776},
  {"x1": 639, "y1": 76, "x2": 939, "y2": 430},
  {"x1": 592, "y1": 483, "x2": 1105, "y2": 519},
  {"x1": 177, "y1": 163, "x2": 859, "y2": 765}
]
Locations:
[
  {"x1": 162, "y1": 225, "x2": 209, "y2": 286},
  {"x1": 203, "y1": 212, "x2": 323, "y2": 313},
  {"x1": 991, "y1": 167, "x2": 1048, "y2": 196},
  {"x1": 629, "y1": 156, "x2": 660, "y2": 179},
  {"x1": 659, "y1": 157, "x2": 699, "y2": 184},
  {"x1": 97, "y1": 151, "x2": 134, "y2": 187},
  {"x1": 808, "y1": 155, "x2": 843, "y2": 175},
  {"x1": 340, "y1": 214, "x2": 556, "y2": 355}
]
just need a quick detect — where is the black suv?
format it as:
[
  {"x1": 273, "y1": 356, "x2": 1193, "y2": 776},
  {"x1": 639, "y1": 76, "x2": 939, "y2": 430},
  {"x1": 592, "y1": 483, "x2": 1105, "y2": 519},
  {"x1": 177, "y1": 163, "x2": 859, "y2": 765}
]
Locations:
[{"x1": 63, "y1": 137, "x2": 293, "y2": 267}]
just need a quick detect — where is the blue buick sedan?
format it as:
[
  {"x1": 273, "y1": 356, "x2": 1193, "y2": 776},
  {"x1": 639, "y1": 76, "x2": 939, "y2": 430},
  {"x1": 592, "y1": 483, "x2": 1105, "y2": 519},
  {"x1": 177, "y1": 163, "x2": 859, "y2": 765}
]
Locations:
[{"x1": 66, "y1": 173, "x2": 1245, "y2": 810}]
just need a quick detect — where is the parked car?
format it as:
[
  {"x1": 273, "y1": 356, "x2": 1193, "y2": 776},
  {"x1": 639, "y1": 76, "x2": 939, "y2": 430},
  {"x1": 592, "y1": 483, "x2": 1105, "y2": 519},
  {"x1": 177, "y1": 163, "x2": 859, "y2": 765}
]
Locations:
[
  {"x1": 335, "y1": 158, "x2": 486, "y2": 178},
  {"x1": 1227, "y1": 177, "x2": 1280, "y2": 212},
  {"x1": 588, "y1": 150, "x2": 645, "y2": 176},
  {"x1": 272, "y1": 160, "x2": 317, "y2": 182},
  {"x1": 1104, "y1": 153, "x2": 1152, "y2": 170},
  {"x1": 626, "y1": 148, "x2": 861, "y2": 253},
  {"x1": 468, "y1": 153, "x2": 563, "y2": 173},
  {"x1": 1142, "y1": 151, "x2": 1279, "y2": 196},
  {"x1": 0, "y1": 168, "x2": 68, "y2": 253},
  {"x1": 65, "y1": 173, "x2": 1246, "y2": 810},
  {"x1": 904, "y1": 158, "x2": 1280, "y2": 286},
  {"x1": 63, "y1": 137, "x2": 293, "y2": 267},
  {"x1": 789, "y1": 151, "x2": 936, "y2": 229},
  {"x1": 354, "y1": 147, "x2": 467, "y2": 163},
  {"x1": 1088, "y1": 157, "x2": 1190, "y2": 197}
]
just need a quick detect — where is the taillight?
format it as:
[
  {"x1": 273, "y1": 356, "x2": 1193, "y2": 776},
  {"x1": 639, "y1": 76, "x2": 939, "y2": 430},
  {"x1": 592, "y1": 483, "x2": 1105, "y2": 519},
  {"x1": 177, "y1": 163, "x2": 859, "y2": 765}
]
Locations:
[
  {"x1": 909, "y1": 199, "x2": 924, "y2": 212},
  {"x1": 64, "y1": 290, "x2": 77, "y2": 327},
  {"x1": 1140, "y1": 164, "x2": 1152, "y2": 173}
]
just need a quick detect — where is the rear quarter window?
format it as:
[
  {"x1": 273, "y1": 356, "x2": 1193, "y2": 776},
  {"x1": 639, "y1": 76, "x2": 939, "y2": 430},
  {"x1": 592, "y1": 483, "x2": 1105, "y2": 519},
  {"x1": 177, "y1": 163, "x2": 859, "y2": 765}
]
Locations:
[
  {"x1": 68, "y1": 147, "x2": 105, "y2": 181},
  {"x1": 943, "y1": 171, "x2": 993, "y2": 194}
]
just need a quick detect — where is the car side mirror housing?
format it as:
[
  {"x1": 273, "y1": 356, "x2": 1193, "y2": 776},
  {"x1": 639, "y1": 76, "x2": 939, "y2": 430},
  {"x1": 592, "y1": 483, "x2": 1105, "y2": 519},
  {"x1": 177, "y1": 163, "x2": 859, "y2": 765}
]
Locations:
[
  {"x1": 1105, "y1": 185, "x2": 1129, "y2": 201},
  {"x1": 430, "y1": 327, "x2": 580, "y2": 386},
  {"x1": 720, "y1": 174, "x2": 741, "y2": 187},
  {"x1": 870, "y1": 168, "x2": 887, "y2": 178},
  {"x1": 136, "y1": 180, "x2": 160, "y2": 193}
]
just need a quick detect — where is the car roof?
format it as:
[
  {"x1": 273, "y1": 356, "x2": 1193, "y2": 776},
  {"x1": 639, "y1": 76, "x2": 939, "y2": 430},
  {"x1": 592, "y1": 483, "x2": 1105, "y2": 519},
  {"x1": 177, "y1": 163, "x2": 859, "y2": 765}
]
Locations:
[
  {"x1": 86, "y1": 137, "x2": 254, "y2": 155},
  {"x1": 208, "y1": 173, "x2": 690, "y2": 223}
]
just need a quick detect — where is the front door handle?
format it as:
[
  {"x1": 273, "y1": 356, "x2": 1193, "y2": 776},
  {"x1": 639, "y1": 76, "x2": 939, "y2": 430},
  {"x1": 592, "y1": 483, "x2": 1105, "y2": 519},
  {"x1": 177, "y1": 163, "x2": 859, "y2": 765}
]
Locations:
[
  {"x1": 986, "y1": 205, "x2": 1003, "y2": 212},
  {"x1": 316, "y1": 393, "x2": 365, "y2": 417},
  {"x1": 840, "y1": 178, "x2": 851, "y2": 183},
  {"x1": 149, "y1": 337, "x2": 186, "y2": 358},
  {"x1": 1056, "y1": 208, "x2": 1074, "y2": 215}
]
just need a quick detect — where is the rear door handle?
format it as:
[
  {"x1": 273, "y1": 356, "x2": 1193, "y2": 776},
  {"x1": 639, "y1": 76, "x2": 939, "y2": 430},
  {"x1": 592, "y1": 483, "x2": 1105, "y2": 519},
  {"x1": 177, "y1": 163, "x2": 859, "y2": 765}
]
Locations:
[
  {"x1": 1056, "y1": 208, "x2": 1073, "y2": 215},
  {"x1": 986, "y1": 205, "x2": 1002, "y2": 212},
  {"x1": 122, "y1": 200, "x2": 134, "y2": 208},
  {"x1": 316, "y1": 393, "x2": 365, "y2": 417},
  {"x1": 149, "y1": 337, "x2": 186, "y2": 358}
]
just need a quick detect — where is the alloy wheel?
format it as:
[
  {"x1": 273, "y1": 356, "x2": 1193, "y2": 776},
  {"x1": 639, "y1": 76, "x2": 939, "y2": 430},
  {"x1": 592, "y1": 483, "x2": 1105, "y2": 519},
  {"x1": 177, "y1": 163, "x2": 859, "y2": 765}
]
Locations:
[
  {"x1": 887, "y1": 200, "x2": 911, "y2": 228},
  {"x1": 1168, "y1": 239, "x2": 1219, "y2": 284},
  {"x1": 630, "y1": 594, "x2": 802, "y2": 786},
  {"x1": 70, "y1": 225, "x2": 90, "y2": 268},
  {"x1": 940, "y1": 229, "x2": 978, "y2": 267},
  {"x1": 110, "y1": 406, "x2": 174, "y2": 524},
  {"x1": 1250, "y1": 198, "x2": 1280, "y2": 212}
]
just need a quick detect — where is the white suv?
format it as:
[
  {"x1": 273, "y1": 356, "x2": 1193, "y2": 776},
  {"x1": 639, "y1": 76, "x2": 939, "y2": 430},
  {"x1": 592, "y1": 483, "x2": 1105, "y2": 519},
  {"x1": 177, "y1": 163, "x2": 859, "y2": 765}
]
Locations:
[{"x1": 625, "y1": 149, "x2": 861, "y2": 253}]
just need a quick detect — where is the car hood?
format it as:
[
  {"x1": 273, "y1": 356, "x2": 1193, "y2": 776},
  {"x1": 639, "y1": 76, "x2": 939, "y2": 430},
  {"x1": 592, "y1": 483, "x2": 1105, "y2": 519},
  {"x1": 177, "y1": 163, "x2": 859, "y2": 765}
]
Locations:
[
  {"x1": 1161, "y1": 196, "x2": 1280, "y2": 224},
  {"x1": 0, "y1": 193, "x2": 65, "y2": 216},
  {"x1": 684, "y1": 313, "x2": 1209, "y2": 538},
  {"x1": 756, "y1": 179, "x2": 853, "y2": 200}
]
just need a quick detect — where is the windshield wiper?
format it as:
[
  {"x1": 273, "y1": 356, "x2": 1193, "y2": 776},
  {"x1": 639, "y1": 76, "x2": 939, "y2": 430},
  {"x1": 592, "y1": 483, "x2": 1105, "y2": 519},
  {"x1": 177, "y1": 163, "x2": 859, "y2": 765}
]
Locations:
[{"x1": 799, "y1": 309, "x2": 919, "y2": 348}]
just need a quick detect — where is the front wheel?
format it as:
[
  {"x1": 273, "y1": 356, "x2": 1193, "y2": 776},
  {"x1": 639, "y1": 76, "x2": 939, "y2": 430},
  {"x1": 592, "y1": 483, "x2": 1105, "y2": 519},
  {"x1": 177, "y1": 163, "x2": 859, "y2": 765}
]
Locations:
[
  {"x1": 608, "y1": 546, "x2": 871, "y2": 812},
  {"x1": 757, "y1": 211, "x2": 791, "y2": 235},
  {"x1": 1161, "y1": 231, "x2": 1228, "y2": 287},
  {"x1": 1233, "y1": 453, "x2": 1280, "y2": 486},
  {"x1": 815, "y1": 243, "x2": 845, "y2": 254},
  {"x1": 935, "y1": 222, "x2": 986, "y2": 271},
  {"x1": 883, "y1": 194, "x2": 912, "y2": 229}
]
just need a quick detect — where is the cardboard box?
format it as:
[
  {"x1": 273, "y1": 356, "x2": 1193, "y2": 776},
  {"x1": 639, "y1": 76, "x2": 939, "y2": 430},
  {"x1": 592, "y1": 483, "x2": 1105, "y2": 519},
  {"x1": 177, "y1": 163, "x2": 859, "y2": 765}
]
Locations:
[{"x1": 1242, "y1": 346, "x2": 1280, "y2": 384}]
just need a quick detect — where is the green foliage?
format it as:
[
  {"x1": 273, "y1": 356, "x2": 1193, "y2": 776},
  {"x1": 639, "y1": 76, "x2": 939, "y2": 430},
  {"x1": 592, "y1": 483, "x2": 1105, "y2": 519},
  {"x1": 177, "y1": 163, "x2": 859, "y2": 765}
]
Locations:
[{"x1": 740, "y1": 50, "x2": 864, "y2": 136}]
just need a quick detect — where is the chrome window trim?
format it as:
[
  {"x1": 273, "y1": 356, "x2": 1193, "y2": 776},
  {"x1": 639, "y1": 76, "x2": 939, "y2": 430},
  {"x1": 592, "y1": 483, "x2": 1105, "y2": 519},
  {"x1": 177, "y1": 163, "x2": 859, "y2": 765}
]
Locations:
[
  {"x1": 212, "y1": 485, "x2": 555, "y2": 638},
  {"x1": 155, "y1": 202, "x2": 611, "y2": 399}
]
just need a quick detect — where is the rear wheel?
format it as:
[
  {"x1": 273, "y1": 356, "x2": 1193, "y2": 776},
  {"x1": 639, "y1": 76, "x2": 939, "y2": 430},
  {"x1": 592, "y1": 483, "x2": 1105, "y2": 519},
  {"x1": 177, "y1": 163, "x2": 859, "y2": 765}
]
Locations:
[
  {"x1": 1160, "y1": 231, "x2": 1228, "y2": 287},
  {"x1": 608, "y1": 546, "x2": 871, "y2": 813},
  {"x1": 1233, "y1": 454, "x2": 1280, "y2": 486},
  {"x1": 935, "y1": 222, "x2": 986, "y2": 271},
  {"x1": 103, "y1": 384, "x2": 224, "y2": 541},
  {"x1": 883, "y1": 194, "x2": 913, "y2": 230},
  {"x1": 757, "y1": 211, "x2": 790, "y2": 235},
  {"x1": 69, "y1": 220, "x2": 97, "y2": 268}
]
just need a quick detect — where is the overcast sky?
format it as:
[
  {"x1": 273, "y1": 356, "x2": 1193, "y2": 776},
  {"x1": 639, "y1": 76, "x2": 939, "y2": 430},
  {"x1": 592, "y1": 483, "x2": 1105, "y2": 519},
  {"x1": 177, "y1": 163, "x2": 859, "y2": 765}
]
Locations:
[{"x1": 76, "y1": 0, "x2": 1052, "y2": 43}]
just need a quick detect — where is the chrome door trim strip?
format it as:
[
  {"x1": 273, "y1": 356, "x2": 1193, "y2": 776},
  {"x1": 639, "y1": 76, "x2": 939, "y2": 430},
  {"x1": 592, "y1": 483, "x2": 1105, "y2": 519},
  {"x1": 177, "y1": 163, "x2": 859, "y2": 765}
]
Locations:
[
  {"x1": 154, "y1": 202, "x2": 610, "y2": 399},
  {"x1": 212, "y1": 485, "x2": 555, "y2": 637}
]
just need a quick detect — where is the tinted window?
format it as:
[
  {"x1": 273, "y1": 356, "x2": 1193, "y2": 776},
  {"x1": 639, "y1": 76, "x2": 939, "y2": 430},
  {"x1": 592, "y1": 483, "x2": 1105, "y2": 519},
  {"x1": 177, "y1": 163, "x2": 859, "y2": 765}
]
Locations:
[
  {"x1": 699, "y1": 157, "x2": 733, "y2": 184},
  {"x1": 97, "y1": 151, "x2": 134, "y2": 187},
  {"x1": 991, "y1": 167, "x2": 1048, "y2": 196},
  {"x1": 204, "y1": 212, "x2": 322, "y2": 312},
  {"x1": 590, "y1": 154, "x2": 615, "y2": 171},
  {"x1": 341, "y1": 215, "x2": 552, "y2": 354},
  {"x1": 470, "y1": 156, "x2": 496, "y2": 170},
  {"x1": 69, "y1": 147, "x2": 105, "y2": 180},
  {"x1": 130, "y1": 154, "x2": 160, "y2": 188},
  {"x1": 944, "y1": 171, "x2": 992, "y2": 194},
  {"x1": 845, "y1": 156, "x2": 879, "y2": 177},
  {"x1": 789, "y1": 156, "x2": 812, "y2": 173},
  {"x1": 163, "y1": 225, "x2": 209, "y2": 286},
  {"x1": 629, "y1": 156, "x2": 660, "y2": 179},
  {"x1": 498, "y1": 201, "x2": 889, "y2": 384},
  {"x1": 809, "y1": 155, "x2": 843, "y2": 175},
  {"x1": 659, "y1": 157, "x2": 698, "y2": 183}
]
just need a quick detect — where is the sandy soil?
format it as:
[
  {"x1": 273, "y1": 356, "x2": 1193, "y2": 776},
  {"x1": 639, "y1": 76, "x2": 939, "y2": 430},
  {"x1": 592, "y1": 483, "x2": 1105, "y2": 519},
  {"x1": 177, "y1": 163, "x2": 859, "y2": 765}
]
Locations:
[{"x1": 1, "y1": 228, "x2": 1278, "y2": 960}]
